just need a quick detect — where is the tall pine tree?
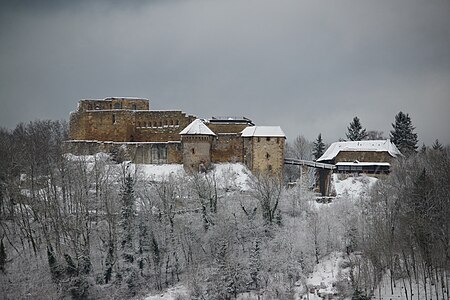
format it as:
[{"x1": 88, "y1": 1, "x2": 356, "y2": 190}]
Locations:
[
  {"x1": 313, "y1": 133, "x2": 325, "y2": 160},
  {"x1": 346, "y1": 116, "x2": 368, "y2": 141},
  {"x1": 390, "y1": 112, "x2": 418, "y2": 156},
  {"x1": 120, "y1": 173, "x2": 135, "y2": 263},
  {"x1": 119, "y1": 173, "x2": 139, "y2": 295}
]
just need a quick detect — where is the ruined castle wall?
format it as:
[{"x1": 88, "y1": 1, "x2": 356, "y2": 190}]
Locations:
[
  {"x1": 134, "y1": 111, "x2": 196, "y2": 142},
  {"x1": 211, "y1": 134, "x2": 244, "y2": 163},
  {"x1": 78, "y1": 98, "x2": 149, "y2": 111},
  {"x1": 69, "y1": 110, "x2": 135, "y2": 142}
]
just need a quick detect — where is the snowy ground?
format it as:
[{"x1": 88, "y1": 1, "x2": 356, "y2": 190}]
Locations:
[
  {"x1": 332, "y1": 173, "x2": 378, "y2": 199},
  {"x1": 373, "y1": 273, "x2": 449, "y2": 300},
  {"x1": 142, "y1": 284, "x2": 189, "y2": 300},
  {"x1": 66, "y1": 152, "x2": 252, "y2": 191},
  {"x1": 300, "y1": 252, "x2": 349, "y2": 300}
]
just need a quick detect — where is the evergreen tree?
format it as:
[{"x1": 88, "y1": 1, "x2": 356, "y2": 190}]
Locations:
[
  {"x1": 312, "y1": 133, "x2": 325, "y2": 160},
  {"x1": 346, "y1": 116, "x2": 367, "y2": 141},
  {"x1": 248, "y1": 239, "x2": 261, "y2": 293},
  {"x1": 0, "y1": 239, "x2": 6, "y2": 274},
  {"x1": 432, "y1": 139, "x2": 444, "y2": 151},
  {"x1": 420, "y1": 143, "x2": 427, "y2": 153},
  {"x1": 120, "y1": 173, "x2": 135, "y2": 263},
  {"x1": 390, "y1": 112, "x2": 418, "y2": 156},
  {"x1": 119, "y1": 173, "x2": 139, "y2": 295}
]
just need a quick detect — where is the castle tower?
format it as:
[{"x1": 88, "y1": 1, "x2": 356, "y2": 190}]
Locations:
[
  {"x1": 241, "y1": 126, "x2": 286, "y2": 175},
  {"x1": 180, "y1": 119, "x2": 217, "y2": 172}
]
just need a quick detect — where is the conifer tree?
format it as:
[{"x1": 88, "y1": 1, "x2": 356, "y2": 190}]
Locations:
[
  {"x1": 346, "y1": 116, "x2": 367, "y2": 141},
  {"x1": 120, "y1": 173, "x2": 135, "y2": 263},
  {"x1": 312, "y1": 134, "x2": 325, "y2": 160},
  {"x1": 119, "y1": 173, "x2": 139, "y2": 294},
  {"x1": 248, "y1": 239, "x2": 261, "y2": 293},
  {"x1": 432, "y1": 139, "x2": 444, "y2": 151},
  {"x1": 390, "y1": 112, "x2": 418, "y2": 156},
  {"x1": 0, "y1": 239, "x2": 6, "y2": 274}
]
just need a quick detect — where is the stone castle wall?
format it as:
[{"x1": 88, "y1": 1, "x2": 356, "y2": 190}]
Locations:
[
  {"x1": 211, "y1": 134, "x2": 244, "y2": 163},
  {"x1": 133, "y1": 111, "x2": 196, "y2": 142},
  {"x1": 70, "y1": 107, "x2": 196, "y2": 143},
  {"x1": 67, "y1": 98, "x2": 286, "y2": 175},
  {"x1": 78, "y1": 98, "x2": 149, "y2": 111},
  {"x1": 64, "y1": 140, "x2": 182, "y2": 164}
]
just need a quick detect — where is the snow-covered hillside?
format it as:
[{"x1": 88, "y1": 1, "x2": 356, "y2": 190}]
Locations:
[{"x1": 332, "y1": 173, "x2": 378, "y2": 199}]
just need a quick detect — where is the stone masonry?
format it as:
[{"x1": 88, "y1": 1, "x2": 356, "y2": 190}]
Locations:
[{"x1": 66, "y1": 97, "x2": 286, "y2": 175}]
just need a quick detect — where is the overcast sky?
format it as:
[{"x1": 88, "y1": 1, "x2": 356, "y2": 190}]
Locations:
[{"x1": 1, "y1": 0, "x2": 449, "y2": 145}]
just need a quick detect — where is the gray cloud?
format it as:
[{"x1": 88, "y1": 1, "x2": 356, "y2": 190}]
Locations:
[{"x1": 1, "y1": 0, "x2": 449, "y2": 146}]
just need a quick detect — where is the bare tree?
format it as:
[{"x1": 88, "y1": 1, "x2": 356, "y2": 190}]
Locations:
[{"x1": 248, "y1": 173, "x2": 283, "y2": 226}]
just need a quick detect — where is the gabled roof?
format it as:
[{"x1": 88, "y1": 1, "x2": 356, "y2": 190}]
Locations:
[
  {"x1": 180, "y1": 119, "x2": 216, "y2": 136},
  {"x1": 317, "y1": 139, "x2": 403, "y2": 162},
  {"x1": 241, "y1": 126, "x2": 286, "y2": 137}
]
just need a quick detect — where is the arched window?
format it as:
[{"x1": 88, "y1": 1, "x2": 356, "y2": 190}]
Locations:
[
  {"x1": 266, "y1": 152, "x2": 270, "y2": 159},
  {"x1": 132, "y1": 104, "x2": 137, "y2": 110},
  {"x1": 114, "y1": 103, "x2": 121, "y2": 109}
]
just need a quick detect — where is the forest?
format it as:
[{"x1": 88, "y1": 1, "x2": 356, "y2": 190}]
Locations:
[{"x1": 0, "y1": 119, "x2": 449, "y2": 300}]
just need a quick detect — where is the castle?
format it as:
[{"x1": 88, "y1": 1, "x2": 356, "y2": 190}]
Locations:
[{"x1": 66, "y1": 97, "x2": 286, "y2": 174}]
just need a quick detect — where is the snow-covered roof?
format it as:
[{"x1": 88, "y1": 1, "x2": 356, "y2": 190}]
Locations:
[
  {"x1": 241, "y1": 126, "x2": 285, "y2": 137},
  {"x1": 335, "y1": 162, "x2": 391, "y2": 167},
  {"x1": 180, "y1": 119, "x2": 216, "y2": 136},
  {"x1": 317, "y1": 140, "x2": 402, "y2": 162}
]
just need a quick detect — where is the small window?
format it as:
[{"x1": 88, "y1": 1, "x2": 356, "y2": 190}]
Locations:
[
  {"x1": 192, "y1": 148, "x2": 195, "y2": 154},
  {"x1": 114, "y1": 103, "x2": 121, "y2": 109},
  {"x1": 268, "y1": 165, "x2": 273, "y2": 171},
  {"x1": 112, "y1": 114, "x2": 116, "y2": 124},
  {"x1": 257, "y1": 137, "x2": 260, "y2": 142},
  {"x1": 266, "y1": 137, "x2": 270, "y2": 141},
  {"x1": 266, "y1": 153, "x2": 270, "y2": 159},
  {"x1": 176, "y1": 120, "x2": 179, "y2": 126},
  {"x1": 132, "y1": 104, "x2": 137, "y2": 110},
  {"x1": 276, "y1": 138, "x2": 279, "y2": 143}
]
